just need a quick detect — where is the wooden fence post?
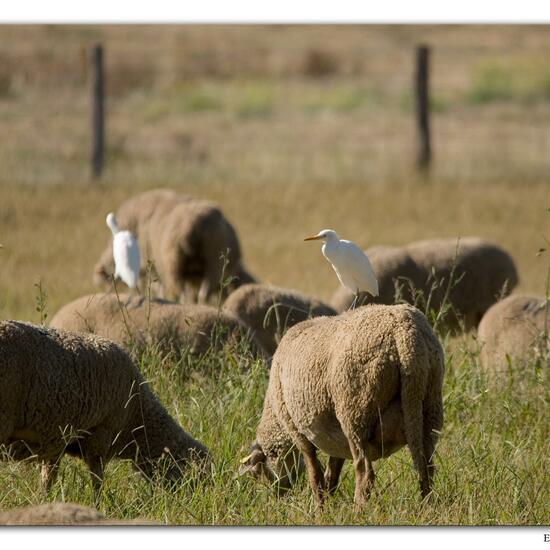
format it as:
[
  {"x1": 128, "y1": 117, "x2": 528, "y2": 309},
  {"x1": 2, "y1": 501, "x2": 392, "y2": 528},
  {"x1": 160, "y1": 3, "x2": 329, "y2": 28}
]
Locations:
[
  {"x1": 415, "y1": 45, "x2": 431, "y2": 171},
  {"x1": 91, "y1": 44, "x2": 105, "y2": 179}
]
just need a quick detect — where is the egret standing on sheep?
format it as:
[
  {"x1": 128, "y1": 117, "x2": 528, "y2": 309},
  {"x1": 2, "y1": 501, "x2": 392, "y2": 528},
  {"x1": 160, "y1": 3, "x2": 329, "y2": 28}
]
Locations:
[
  {"x1": 106, "y1": 213, "x2": 141, "y2": 292},
  {"x1": 304, "y1": 229, "x2": 378, "y2": 309}
]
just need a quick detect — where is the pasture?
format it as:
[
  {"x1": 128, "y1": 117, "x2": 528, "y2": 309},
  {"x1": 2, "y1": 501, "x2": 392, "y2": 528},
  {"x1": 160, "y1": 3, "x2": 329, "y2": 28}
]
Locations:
[{"x1": 0, "y1": 25, "x2": 548, "y2": 525}]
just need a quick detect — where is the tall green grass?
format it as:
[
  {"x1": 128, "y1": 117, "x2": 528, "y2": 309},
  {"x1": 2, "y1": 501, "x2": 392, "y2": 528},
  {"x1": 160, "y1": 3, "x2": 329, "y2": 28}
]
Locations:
[{"x1": 0, "y1": 329, "x2": 547, "y2": 525}]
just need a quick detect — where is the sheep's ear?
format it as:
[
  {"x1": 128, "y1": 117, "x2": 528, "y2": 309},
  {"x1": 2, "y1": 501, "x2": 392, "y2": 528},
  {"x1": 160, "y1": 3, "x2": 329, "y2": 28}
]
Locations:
[{"x1": 237, "y1": 448, "x2": 266, "y2": 477}]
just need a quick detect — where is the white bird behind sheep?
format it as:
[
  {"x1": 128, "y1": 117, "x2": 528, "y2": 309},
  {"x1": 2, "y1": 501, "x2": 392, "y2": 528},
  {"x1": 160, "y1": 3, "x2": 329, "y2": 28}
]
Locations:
[
  {"x1": 106, "y1": 212, "x2": 141, "y2": 290},
  {"x1": 305, "y1": 229, "x2": 378, "y2": 309}
]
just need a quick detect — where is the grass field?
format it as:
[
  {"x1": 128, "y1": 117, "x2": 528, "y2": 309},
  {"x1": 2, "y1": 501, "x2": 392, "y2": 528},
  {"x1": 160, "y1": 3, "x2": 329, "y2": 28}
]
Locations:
[{"x1": 0, "y1": 25, "x2": 549, "y2": 525}]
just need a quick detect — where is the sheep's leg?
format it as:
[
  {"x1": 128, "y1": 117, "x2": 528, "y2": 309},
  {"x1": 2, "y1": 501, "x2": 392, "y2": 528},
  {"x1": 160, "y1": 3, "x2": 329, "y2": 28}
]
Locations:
[
  {"x1": 197, "y1": 278, "x2": 211, "y2": 304},
  {"x1": 348, "y1": 442, "x2": 376, "y2": 510},
  {"x1": 202, "y1": 260, "x2": 226, "y2": 304},
  {"x1": 41, "y1": 458, "x2": 61, "y2": 492},
  {"x1": 163, "y1": 279, "x2": 184, "y2": 303},
  {"x1": 324, "y1": 456, "x2": 345, "y2": 496},
  {"x1": 403, "y1": 401, "x2": 431, "y2": 500},
  {"x1": 294, "y1": 437, "x2": 325, "y2": 507},
  {"x1": 421, "y1": 393, "x2": 444, "y2": 497},
  {"x1": 183, "y1": 280, "x2": 198, "y2": 304},
  {"x1": 82, "y1": 427, "x2": 112, "y2": 503},
  {"x1": 86, "y1": 454, "x2": 105, "y2": 504}
]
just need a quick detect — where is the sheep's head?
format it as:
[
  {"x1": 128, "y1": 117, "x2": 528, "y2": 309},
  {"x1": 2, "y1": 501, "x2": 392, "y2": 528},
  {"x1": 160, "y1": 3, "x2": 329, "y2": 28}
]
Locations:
[
  {"x1": 133, "y1": 444, "x2": 211, "y2": 488},
  {"x1": 238, "y1": 441, "x2": 303, "y2": 496}
]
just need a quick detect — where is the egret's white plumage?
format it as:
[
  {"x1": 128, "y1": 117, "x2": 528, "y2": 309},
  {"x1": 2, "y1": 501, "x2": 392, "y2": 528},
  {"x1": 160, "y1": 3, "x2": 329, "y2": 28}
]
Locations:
[
  {"x1": 304, "y1": 229, "x2": 378, "y2": 304},
  {"x1": 106, "y1": 212, "x2": 141, "y2": 289}
]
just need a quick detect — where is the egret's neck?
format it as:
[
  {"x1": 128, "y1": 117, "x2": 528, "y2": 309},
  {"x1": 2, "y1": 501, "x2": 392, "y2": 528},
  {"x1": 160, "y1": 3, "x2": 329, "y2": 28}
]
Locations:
[
  {"x1": 321, "y1": 236, "x2": 339, "y2": 258},
  {"x1": 106, "y1": 215, "x2": 119, "y2": 236}
]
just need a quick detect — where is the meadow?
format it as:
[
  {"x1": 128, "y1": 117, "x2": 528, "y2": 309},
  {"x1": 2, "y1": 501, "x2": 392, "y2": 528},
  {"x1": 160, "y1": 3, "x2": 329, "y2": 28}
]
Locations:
[{"x1": 0, "y1": 25, "x2": 548, "y2": 525}]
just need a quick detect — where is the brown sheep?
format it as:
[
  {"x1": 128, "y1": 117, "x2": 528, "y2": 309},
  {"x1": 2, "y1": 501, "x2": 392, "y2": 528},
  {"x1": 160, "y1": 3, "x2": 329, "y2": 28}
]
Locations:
[
  {"x1": 241, "y1": 304, "x2": 445, "y2": 509},
  {"x1": 0, "y1": 503, "x2": 157, "y2": 525},
  {"x1": 331, "y1": 237, "x2": 518, "y2": 332},
  {"x1": 477, "y1": 294, "x2": 549, "y2": 374},
  {"x1": 223, "y1": 283, "x2": 337, "y2": 355},
  {"x1": 0, "y1": 321, "x2": 210, "y2": 500},
  {"x1": 93, "y1": 188, "x2": 255, "y2": 303},
  {"x1": 49, "y1": 293, "x2": 267, "y2": 359}
]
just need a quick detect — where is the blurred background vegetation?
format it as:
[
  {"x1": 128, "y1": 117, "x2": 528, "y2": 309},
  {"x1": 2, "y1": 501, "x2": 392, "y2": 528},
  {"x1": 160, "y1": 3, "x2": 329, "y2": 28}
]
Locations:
[
  {"x1": 0, "y1": 24, "x2": 548, "y2": 319},
  {"x1": 2, "y1": 24, "x2": 550, "y2": 186}
]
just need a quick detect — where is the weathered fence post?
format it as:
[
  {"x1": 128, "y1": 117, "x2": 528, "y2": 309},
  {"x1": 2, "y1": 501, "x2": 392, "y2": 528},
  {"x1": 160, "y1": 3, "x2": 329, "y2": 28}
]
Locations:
[
  {"x1": 415, "y1": 45, "x2": 431, "y2": 171},
  {"x1": 91, "y1": 44, "x2": 105, "y2": 179}
]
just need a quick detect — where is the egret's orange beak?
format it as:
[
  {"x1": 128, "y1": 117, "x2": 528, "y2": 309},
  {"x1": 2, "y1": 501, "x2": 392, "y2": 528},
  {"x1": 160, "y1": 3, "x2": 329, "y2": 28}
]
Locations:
[{"x1": 304, "y1": 235, "x2": 322, "y2": 241}]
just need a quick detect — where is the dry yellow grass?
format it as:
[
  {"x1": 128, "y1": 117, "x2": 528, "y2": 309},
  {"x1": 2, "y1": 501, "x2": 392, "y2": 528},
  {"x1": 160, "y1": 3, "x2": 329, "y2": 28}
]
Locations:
[{"x1": 0, "y1": 178, "x2": 547, "y2": 322}]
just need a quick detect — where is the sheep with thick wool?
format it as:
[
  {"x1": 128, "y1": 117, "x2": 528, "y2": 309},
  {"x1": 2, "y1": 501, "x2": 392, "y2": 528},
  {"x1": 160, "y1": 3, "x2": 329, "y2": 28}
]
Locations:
[
  {"x1": 0, "y1": 503, "x2": 158, "y2": 525},
  {"x1": 50, "y1": 293, "x2": 266, "y2": 359},
  {"x1": 93, "y1": 188, "x2": 255, "y2": 303},
  {"x1": 331, "y1": 237, "x2": 518, "y2": 332},
  {"x1": 241, "y1": 304, "x2": 445, "y2": 508},
  {"x1": 477, "y1": 295, "x2": 549, "y2": 373},
  {"x1": 223, "y1": 283, "x2": 337, "y2": 356},
  {"x1": 0, "y1": 321, "x2": 210, "y2": 499}
]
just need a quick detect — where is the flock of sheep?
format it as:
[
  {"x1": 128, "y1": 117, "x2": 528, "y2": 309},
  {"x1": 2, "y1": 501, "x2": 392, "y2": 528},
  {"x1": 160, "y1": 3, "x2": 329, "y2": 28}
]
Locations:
[{"x1": 0, "y1": 187, "x2": 547, "y2": 524}]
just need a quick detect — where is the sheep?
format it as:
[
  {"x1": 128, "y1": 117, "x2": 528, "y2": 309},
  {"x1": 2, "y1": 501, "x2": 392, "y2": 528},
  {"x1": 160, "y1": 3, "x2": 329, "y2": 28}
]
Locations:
[
  {"x1": 223, "y1": 283, "x2": 337, "y2": 356},
  {"x1": 0, "y1": 321, "x2": 210, "y2": 500},
  {"x1": 0, "y1": 503, "x2": 158, "y2": 525},
  {"x1": 49, "y1": 292, "x2": 266, "y2": 359},
  {"x1": 331, "y1": 237, "x2": 518, "y2": 332},
  {"x1": 93, "y1": 188, "x2": 255, "y2": 303},
  {"x1": 477, "y1": 295, "x2": 549, "y2": 373},
  {"x1": 240, "y1": 304, "x2": 445, "y2": 509}
]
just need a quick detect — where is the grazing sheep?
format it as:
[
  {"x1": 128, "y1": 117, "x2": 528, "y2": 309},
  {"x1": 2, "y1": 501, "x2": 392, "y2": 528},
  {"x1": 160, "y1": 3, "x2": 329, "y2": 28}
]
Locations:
[
  {"x1": 49, "y1": 293, "x2": 266, "y2": 359},
  {"x1": 0, "y1": 321, "x2": 210, "y2": 500},
  {"x1": 223, "y1": 284, "x2": 337, "y2": 356},
  {"x1": 331, "y1": 238, "x2": 518, "y2": 332},
  {"x1": 477, "y1": 295, "x2": 549, "y2": 373},
  {"x1": 241, "y1": 304, "x2": 445, "y2": 508},
  {"x1": 93, "y1": 188, "x2": 255, "y2": 303},
  {"x1": 0, "y1": 503, "x2": 157, "y2": 525}
]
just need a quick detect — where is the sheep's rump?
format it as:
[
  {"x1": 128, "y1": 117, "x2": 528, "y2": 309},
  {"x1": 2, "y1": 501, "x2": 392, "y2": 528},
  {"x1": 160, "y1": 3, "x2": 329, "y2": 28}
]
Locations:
[
  {"x1": 266, "y1": 304, "x2": 444, "y2": 461},
  {"x1": 93, "y1": 189, "x2": 192, "y2": 286},
  {"x1": 93, "y1": 188, "x2": 252, "y2": 302},
  {"x1": 0, "y1": 321, "x2": 139, "y2": 462},
  {"x1": 50, "y1": 292, "x2": 265, "y2": 358},
  {"x1": 223, "y1": 283, "x2": 337, "y2": 355},
  {"x1": 477, "y1": 295, "x2": 549, "y2": 373},
  {"x1": 331, "y1": 237, "x2": 518, "y2": 331}
]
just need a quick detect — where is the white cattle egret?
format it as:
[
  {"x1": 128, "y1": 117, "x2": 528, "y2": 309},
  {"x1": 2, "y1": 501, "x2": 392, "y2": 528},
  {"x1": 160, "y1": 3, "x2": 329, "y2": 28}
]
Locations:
[
  {"x1": 106, "y1": 212, "x2": 141, "y2": 290},
  {"x1": 304, "y1": 229, "x2": 378, "y2": 309}
]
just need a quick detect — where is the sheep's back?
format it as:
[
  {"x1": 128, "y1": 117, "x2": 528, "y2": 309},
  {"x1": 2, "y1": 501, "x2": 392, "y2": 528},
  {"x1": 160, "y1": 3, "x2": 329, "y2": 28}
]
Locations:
[
  {"x1": 332, "y1": 238, "x2": 518, "y2": 332},
  {"x1": 224, "y1": 283, "x2": 336, "y2": 355},
  {"x1": 165, "y1": 201, "x2": 242, "y2": 265},
  {"x1": 331, "y1": 245, "x2": 436, "y2": 311},
  {"x1": 406, "y1": 237, "x2": 518, "y2": 328},
  {"x1": 0, "y1": 321, "x2": 140, "y2": 453},
  {"x1": 0, "y1": 503, "x2": 158, "y2": 525},
  {"x1": 50, "y1": 293, "x2": 262, "y2": 358},
  {"x1": 478, "y1": 295, "x2": 549, "y2": 372}
]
